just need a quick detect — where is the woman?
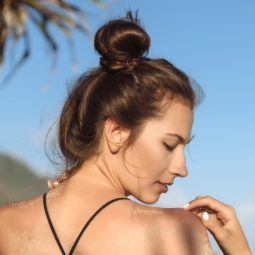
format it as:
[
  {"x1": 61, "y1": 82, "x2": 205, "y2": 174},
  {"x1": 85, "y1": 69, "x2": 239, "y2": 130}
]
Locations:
[{"x1": 0, "y1": 11, "x2": 252, "y2": 255}]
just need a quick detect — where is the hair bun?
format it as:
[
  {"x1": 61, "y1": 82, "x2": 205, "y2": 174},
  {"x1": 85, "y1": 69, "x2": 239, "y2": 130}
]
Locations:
[{"x1": 94, "y1": 10, "x2": 150, "y2": 71}]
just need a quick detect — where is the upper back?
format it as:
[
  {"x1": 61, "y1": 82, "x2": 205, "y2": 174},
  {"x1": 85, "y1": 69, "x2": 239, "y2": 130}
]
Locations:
[
  {"x1": 0, "y1": 195, "x2": 214, "y2": 255},
  {"x1": 0, "y1": 193, "x2": 162, "y2": 255}
]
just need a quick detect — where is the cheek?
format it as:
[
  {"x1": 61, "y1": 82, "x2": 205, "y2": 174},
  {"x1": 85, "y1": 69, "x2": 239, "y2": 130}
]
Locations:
[{"x1": 123, "y1": 137, "x2": 167, "y2": 179}]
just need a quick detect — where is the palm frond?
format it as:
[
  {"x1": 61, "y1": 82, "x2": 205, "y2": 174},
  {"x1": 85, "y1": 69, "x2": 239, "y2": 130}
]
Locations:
[
  {"x1": 0, "y1": 0, "x2": 103, "y2": 86},
  {"x1": 1, "y1": 28, "x2": 30, "y2": 85}
]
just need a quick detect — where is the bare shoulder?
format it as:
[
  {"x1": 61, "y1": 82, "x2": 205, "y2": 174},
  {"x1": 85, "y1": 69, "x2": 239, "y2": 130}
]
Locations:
[
  {"x1": 129, "y1": 204, "x2": 215, "y2": 255},
  {"x1": 0, "y1": 194, "x2": 43, "y2": 222},
  {"x1": 155, "y1": 207, "x2": 215, "y2": 255},
  {"x1": 122, "y1": 203, "x2": 201, "y2": 254},
  {"x1": 0, "y1": 195, "x2": 43, "y2": 254}
]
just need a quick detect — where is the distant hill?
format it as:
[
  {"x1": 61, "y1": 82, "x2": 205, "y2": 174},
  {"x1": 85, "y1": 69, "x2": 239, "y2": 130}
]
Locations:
[{"x1": 0, "y1": 153, "x2": 49, "y2": 206}]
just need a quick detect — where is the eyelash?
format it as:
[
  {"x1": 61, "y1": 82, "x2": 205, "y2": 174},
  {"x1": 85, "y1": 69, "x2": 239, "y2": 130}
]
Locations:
[{"x1": 163, "y1": 143, "x2": 175, "y2": 152}]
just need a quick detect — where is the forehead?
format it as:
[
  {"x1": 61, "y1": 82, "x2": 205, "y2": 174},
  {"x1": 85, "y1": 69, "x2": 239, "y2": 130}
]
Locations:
[
  {"x1": 161, "y1": 99, "x2": 194, "y2": 127},
  {"x1": 143, "y1": 98, "x2": 194, "y2": 139}
]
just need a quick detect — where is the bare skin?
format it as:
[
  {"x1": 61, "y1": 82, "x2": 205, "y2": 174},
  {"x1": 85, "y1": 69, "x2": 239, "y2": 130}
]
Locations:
[
  {"x1": 0, "y1": 191, "x2": 213, "y2": 255},
  {"x1": 184, "y1": 195, "x2": 252, "y2": 255},
  {"x1": 0, "y1": 97, "x2": 248, "y2": 254}
]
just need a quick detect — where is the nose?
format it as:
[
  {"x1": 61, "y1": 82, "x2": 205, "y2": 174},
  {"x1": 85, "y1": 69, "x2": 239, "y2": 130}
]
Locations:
[{"x1": 169, "y1": 148, "x2": 188, "y2": 177}]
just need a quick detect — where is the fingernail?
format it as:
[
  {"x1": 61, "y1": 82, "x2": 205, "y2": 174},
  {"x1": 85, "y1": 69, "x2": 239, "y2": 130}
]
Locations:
[
  {"x1": 183, "y1": 203, "x2": 190, "y2": 209},
  {"x1": 202, "y1": 211, "x2": 209, "y2": 221}
]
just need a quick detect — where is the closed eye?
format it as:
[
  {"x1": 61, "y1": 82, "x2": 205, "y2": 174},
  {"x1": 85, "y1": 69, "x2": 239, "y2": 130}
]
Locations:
[{"x1": 163, "y1": 143, "x2": 175, "y2": 152}]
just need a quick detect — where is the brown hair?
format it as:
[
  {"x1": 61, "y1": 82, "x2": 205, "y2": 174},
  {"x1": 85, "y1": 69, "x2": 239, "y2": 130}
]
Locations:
[{"x1": 46, "y1": 10, "x2": 204, "y2": 183}]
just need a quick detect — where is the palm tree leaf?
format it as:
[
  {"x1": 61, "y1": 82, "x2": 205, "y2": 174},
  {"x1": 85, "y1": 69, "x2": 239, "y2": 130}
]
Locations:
[
  {"x1": 1, "y1": 29, "x2": 30, "y2": 86},
  {"x1": 0, "y1": 25, "x2": 8, "y2": 67},
  {"x1": 89, "y1": 0, "x2": 108, "y2": 9},
  {"x1": 1, "y1": 0, "x2": 97, "y2": 84},
  {"x1": 24, "y1": 0, "x2": 89, "y2": 33},
  {"x1": 29, "y1": 15, "x2": 58, "y2": 52},
  {"x1": 2, "y1": 1, "x2": 27, "y2": 39}
]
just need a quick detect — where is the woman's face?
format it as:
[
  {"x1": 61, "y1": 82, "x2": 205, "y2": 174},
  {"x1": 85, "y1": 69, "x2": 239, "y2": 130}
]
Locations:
[{"x1": 120, "y1": 98, "x2": 194, "y2": 203}]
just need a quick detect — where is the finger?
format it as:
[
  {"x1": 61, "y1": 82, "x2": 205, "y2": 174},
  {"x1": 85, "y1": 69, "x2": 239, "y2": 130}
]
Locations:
[
  {"x1": 191, "y1": 209, "x2": 225, "y2": 227},
  {"x1": 191, "y1": 205, "x2": 215, "y2": 214},
  {"x1": 190, "y1": 209, "x2": 227, "y2": 241},
  {"x1": 184, "y1": 196, "x2": 233, "y2": 225},
  {"x1": 200, "y1": 212, "x2": 227, "y2": 240},
  {"x1": 186, "y1": 195, "x2": 204, "y2": 207},
  {"x1": 184, "y1": 195, "x2": 231, "y2": 216}
]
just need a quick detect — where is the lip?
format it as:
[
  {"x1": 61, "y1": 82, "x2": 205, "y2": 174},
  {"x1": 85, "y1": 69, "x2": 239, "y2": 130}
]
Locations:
[
  {"x1": 158, "y1": 181, "x2": 173, "y2": 186},
  {"x1": 157, "y1": 182, "x2": 169, "y2": 193}
]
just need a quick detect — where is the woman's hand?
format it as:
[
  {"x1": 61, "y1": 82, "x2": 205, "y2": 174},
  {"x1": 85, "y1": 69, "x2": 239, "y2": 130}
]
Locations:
[{"x1": 183, "y1": 195, "x2": 252, "y2": 255}]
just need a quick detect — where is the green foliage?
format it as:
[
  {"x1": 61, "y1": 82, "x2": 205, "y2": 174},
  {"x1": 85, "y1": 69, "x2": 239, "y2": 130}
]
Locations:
[{"x1": 0, "y1": 153, "x2": 48, "y2": 206}]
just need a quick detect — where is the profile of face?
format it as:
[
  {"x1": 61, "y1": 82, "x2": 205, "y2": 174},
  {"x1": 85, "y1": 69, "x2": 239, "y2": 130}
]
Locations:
[{"x1": 103, "y1": 97, "x2": 194, "y2": 204}]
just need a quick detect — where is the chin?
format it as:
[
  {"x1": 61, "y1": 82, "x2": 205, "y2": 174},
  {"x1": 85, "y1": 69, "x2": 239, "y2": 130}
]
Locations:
[{"x1": 133, "y1": 193, "x2": 160, "y2": 205}]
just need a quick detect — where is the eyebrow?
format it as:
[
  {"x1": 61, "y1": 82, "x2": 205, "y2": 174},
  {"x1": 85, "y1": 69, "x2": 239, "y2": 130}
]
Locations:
[{"x1": 164, "y1": 133, "x2": 195, "y2": 144}]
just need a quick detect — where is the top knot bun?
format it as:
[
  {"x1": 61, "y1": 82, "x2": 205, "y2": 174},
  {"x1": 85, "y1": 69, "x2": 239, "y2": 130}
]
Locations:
[{"x1": 94, "y1": 10, "x2": 150, "y2": 71}]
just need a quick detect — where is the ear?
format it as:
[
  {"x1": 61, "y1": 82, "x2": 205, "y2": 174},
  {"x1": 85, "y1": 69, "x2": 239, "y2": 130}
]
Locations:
[{"x1": 104, "y1": 118, "x2": 130, "y2": 154}]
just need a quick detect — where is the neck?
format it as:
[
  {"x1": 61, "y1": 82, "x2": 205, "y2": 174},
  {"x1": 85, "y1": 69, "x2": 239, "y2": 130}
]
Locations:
[{"x1": 55, "y1": 156, "x2": 129, "y2": 202}]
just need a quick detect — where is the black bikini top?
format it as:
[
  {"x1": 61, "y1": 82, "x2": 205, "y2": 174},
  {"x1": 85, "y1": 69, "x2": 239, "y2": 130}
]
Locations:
[{"x1": 42, "y1": 192, "x2": 130, "y2": 255}]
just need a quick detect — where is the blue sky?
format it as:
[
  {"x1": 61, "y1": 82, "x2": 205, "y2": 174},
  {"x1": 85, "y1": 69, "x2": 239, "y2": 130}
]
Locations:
[{"x1": 0, "y1": 0, "x2": 254, "y2": 253}]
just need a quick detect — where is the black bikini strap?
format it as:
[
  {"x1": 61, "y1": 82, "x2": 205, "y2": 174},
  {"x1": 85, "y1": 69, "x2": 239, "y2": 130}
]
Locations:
[
  {"x1": 43, "y1": 192, "x2": 130, "y2": 255},
  {"x1": 43, "y1": 192, "x2": 66, "y2": 255},
  {"x1": 68, "y1": 196, "x2": 130, "y2": 254}
]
